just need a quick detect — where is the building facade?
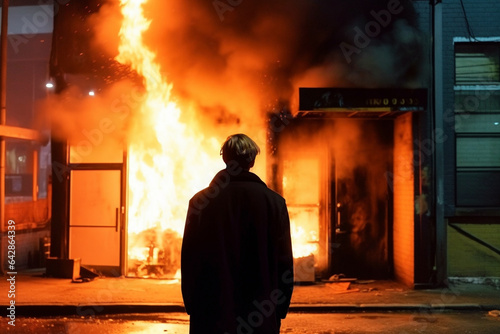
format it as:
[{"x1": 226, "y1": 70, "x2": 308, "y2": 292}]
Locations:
[
  {"x1": 435, "y1": 0, "x2": 500, "y2": 281},
  {"x1": 1, "y1": 1, "x2": 498, "y2": 288},
  {"x1": 0, "y1": 2, "x2": 52, "y2": 274}
]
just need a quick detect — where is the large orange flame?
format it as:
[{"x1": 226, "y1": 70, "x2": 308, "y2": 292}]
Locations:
[
  {"x1": 116, "y1": 0, "x2": 223, "y2": 277},
  {"x1": 115, "y1": 0, "x2": 320, "y2": 278}
]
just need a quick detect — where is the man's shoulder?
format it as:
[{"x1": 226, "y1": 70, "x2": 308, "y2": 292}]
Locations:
[
  {"x1": 253, "y1": 184, "x2": 286, "y2": 207},
  {"x1": 262, "y1": 185, "x2": 285, "y2": 200},
  {"x1": 189, "y1": 170, "x2": 286, "y2": 204},
  {"x1": 189, "y1": 186, "x2": 212, "y2": 201},
  {"x1": 233, "y1": 174, "x2": 284, "y2": 200}
]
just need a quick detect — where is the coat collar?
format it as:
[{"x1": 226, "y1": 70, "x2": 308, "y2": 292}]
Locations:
[{"x1": 209, "y1": 169, "x2": 267, "y2": 187}]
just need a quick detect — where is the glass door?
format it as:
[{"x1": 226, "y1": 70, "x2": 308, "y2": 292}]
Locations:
[
  {"x1": 281, "y1": 150, "x2": 329, "y2": 280},
  {"x1": 67, "y1": 137, "x2": 125, "y2": 276},
  {"x1": 69, "y1": 169, "x2": 123, "y2": 271}
]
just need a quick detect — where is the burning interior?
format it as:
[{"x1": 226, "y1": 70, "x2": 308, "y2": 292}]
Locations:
[{"x1": 46, "y1": 0, "x2": 428, "y2": 284}]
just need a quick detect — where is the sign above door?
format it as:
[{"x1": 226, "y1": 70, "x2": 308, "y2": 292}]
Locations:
[{"x1": 298, "y1": 88, "x2": 427, "y2": 118}]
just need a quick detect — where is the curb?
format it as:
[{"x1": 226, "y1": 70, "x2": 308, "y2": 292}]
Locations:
[
  {"x1": 289, "y1": 303, "x2": 499, "y2": 313},
  {"x1": 4, "y1": 303, "x2": 500, "y2": 317},
  {"x1": 4, "y1": 304, "x2": 186, "y2": 317}
]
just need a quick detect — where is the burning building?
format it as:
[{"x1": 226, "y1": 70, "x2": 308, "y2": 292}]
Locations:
[
  {"x1": 268, "y1": 87, "x2": 427, "y2": 283},
  {"x1": 44, "y1": 0, "x2": 436, "y2": 287}
]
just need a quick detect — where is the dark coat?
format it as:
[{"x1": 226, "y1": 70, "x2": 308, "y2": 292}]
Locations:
[{"x1": 181, "y1": 168, "x2": 294, "y2": 334}]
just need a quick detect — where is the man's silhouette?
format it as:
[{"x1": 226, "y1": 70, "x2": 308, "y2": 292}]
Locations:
[{"x1": 181, "y1": 133, "x2": 294, "y2": 334}]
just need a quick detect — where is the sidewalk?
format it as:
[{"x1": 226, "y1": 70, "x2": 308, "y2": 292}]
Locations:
[{"x1": 1, "y1": 270, "x2": 500, "y2": 316}]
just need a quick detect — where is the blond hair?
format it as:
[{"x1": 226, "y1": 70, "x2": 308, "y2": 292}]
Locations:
[{"x1": 220, "y1": 134, "x2": 260, "y2": 170}]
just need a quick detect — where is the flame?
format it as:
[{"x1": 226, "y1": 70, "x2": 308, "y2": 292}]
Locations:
[
  {"x1": 115, "y1": 0, "x2": 320, "y2": 278},
  {"x1": 116, "y1": 0, "x2": 223, "y2": 278},
  {"x1": 290, "y1": 223, "x2": 319, "y2": 259},
  {"x1": 282, "y1": 159, "x2": 320, "y2": 260}
]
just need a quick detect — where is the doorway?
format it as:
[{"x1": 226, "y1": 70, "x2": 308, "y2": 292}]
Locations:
[
  {"x1": 274, "y1": 117, "x2": 394, "y2": 280},
  {"x1": 67, "y1": 137, "x2": 126, "y2": 276}
]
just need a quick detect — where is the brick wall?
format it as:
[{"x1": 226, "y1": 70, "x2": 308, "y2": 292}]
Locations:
[
  {"x1": 393, "y1": 112, "x2": 415, "y2": 287},
  {"x1": 441, "y1": 0, "x2": 500, "y2": 278},
  {"x1": 413, "y1": 0, "x2": 430, "y2": 34},
  {"x1": 441, "y1": 0, "x2": 500, "y2": 212}
]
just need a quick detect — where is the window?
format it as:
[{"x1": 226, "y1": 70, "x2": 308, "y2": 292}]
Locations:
[
  {"x1": 455, "y1": 42, "x2": 500, "y2": 85},
  {"x1": 5, "y1": 140, "x2": 34, "y2": 198},
  {"x1": 454, "y1": 42, "x2": 500, "y2": 207}
]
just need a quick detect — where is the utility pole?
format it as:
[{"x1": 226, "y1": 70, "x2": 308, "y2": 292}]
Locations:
[{"x1": 432, "y1": 0, "x2": 446, "y2": 285}]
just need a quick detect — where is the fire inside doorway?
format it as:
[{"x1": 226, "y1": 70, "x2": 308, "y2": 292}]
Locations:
[
  {"x1": 57, "y1": 0, "x2": 428, "y2": 282},
  {"x1": 271, "y1": 116, "x2": 393, "y2": 281},
  {"x1": 268, "y1": 88, "x2": 426, "y2": 282},
  {"x1": 126, "y1": 117, "x2": 395, "y2": 280}
]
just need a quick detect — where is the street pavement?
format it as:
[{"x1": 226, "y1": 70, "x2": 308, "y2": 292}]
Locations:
[
  {"x1": 1, "y1": 269, "x2": 500, "y2": 317},
  {"x1": 3, "y1": 311, "x2": 500, "y2": 333}
]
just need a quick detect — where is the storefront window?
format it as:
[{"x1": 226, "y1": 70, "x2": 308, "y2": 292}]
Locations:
[
  {"x1": 455, "y1": 42, "x2": 500, "y2": 84},
  {"x1": 5, "y1": 140, "x2": 35, "y2": 198}
]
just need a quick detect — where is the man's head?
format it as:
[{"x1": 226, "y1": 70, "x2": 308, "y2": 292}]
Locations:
[{"x1": 220, "y1": 134, "x2": 260, "y2": 170}]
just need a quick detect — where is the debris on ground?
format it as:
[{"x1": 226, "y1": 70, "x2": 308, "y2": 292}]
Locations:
[
  {"x1": 487, "y1": 310, "x2": 500, "y2": 318},
  {"x1": 325, "y1": 282, "x2": 360, "y2": 294}
]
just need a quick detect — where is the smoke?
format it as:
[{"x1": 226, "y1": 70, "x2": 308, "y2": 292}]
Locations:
[
  {"x1": 38, "y1": 78, "x2": 133, "y2": 141},
  {"x1": 276, "y1": 118, "x2": 393, "y2": 277},
  {"x1": 329, "y1": 120, "x2": 392, "y2": 273},
  {"x1": 40, "y1": 0, "x2": 427, "y2": 144},
  {"x1": 38, "y1": 0, "x2": 426, "y2": 277},
  {"x1": 90, "y1": 0, "x2": 426, "y2": 124}
]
